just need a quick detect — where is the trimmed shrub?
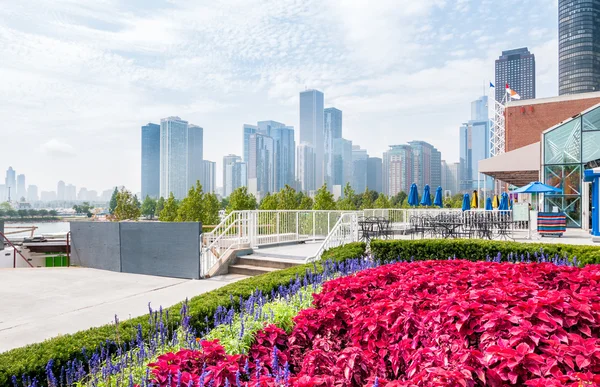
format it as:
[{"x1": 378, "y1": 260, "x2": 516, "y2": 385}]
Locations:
[
  {"x1": 370, "y1": 238, "x2": 600, "y2": 265},
  {"x1": 0, "y1": 242, "x2": 366, "y2": 386}
]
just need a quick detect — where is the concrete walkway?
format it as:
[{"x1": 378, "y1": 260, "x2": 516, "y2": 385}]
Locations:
[
  {"x1": 0, "y1": 268, "x2": 246, "y2": 353},
  {"x1": 250, "y1": 241, "x2": 322, "y2": 261}
]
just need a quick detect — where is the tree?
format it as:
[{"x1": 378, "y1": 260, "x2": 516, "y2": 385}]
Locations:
[
  {"x1": 277, "y1": 185, "x2": 298, "y2": 210},
  {"x1": 28, "y1": 209, "x2": 39, "y2": 218},
  {"x1": 313, "y1": 184, "x2": 336, "y2": 210},
  {"x1": 360, "y1": 189, "x2": 374, "y2": 210},
  {"x1": 141, "y1": 196, "x2": 157, "y2": 219},
  {"x1": 113, "y1": 188, "x2": 141, "y2": 221},
  {"x1": 220, "y1": 197, "x2": 229, "y2": 210},
  {"x1": 374, "y1": 194, "x2": 391, "y2": 209},
  {"x1": 336, "y1": 183, "x2": 357, "y2": 211},
  {"x1": 38, "y1": 209, "x2": 49, "y2": 217},
  {"x1": 297, "y1": 192, "x2": 314, "y2": 210},
  {"x1": 0, "y1": 209, "x2": 5, "y2": 218},
  {"x1": 108, "y1": 187, "x2": 118, "y2": 214},
  {"x1": 0, "y1": 202, "x2": 12, "y2": 211},
  {"x1": 177, "y1": 181, "x2": 204, "y2": 222},
  {"x1": 259, "y1": 193, "x2": 278, "y2": 210},
  {"x1": 203, "y1": 193, "x2": 221, "y2": 225},
  {"x1": 227, "y1": 187, "x2": 257, "y2": 213},
  {"x1": 48, "y1": 210, "x2": 58, "y2": 217},
  {"x1": 17, "y1": 209, "x2": 27, "y2": 219},
  {"x1": 155, "y1": 197, "x2": 165, "y2": 217},
  {"x1": 391, "y1": 191, "x2": 408, "y2": 208},
  {"x1": 73, "y1": 202, "x2": 93, "y2": 217},
  {"x1": 159, "y1": 193, "x2": 179, "y2": 221},
  {"x1": 133, "y1": 195, "x2": 141, "y2": 209}
]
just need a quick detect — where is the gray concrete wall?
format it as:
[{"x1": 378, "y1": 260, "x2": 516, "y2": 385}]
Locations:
[
  {"x1": 120, "y1": 222, "x2": 201, "y2": 279},
  {"x1": 70, "y1": 222, "x2": 121, "y2": 271}
]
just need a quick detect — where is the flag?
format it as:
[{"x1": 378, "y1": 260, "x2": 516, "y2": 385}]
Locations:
[
  {"x1": 489, "y1": 82, "x2": 495, "y2": 88},
  {"x1": 505, "y1": 84, "x2": 521, "y2": 100}
]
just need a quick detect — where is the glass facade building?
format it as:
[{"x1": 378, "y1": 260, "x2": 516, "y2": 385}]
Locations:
[
  {"x1": 299, "y1": 90, "x2": 325, "y2": 188},
  {"x1": 324, "y1": 107, "x2": 342, "y2": 189},
  {"x1": 141, "y1": 123, "x2": 161, "y2": 199},
  {"x1": 187, "y1": 124, "x2": 204, "y2": 191},
  {"x1": 160, "y1": 116, "x2": 190, "y2": 199},
  {"x1": 559, "y1": 0, "x2": 600, "y2": 95},
  {"x1": 272, "y1": 126, "x2": 296, "y2": 191},
  {"x1": 459, "y1": 96, "x2": 493, "y2": 192},
  {"x1": 542, "y1": 104, "x2": 600, "y2": 227},
  {"x1": 408, "y1": 141, "x2": 442, "y2": 189},
  {"x1": 297, "y1": 142, "x2": 316, "y2": 192},
  {"x1": 332, "y1": 138, "x2": 353, "y2": 191},
  {"x1": 495, "y1": 48, "x2": 536, "y2": 101},
  {"x1": 367, "y1": 157, "x2": 383, "y2": 193},
  {"x1": 352, "y1": 146, "x2": 368, "y2": 194},
  {"x1": 248, "y1": 133, "x2": 274, "y2": 199},
  {"x1": 383, "y1": 145, "x2": 413, "y2": 196},
  {"x1": 243, "y1": 124, "x2": 258, "y2": 163},
  {"x1": 223, "y1": 154, "x2": 242, "y2": 197}
]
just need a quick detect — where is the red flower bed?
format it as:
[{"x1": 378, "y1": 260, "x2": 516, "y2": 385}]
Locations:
[{"x1": 149, "y1": 261, "x2": 600, "y2": 386}]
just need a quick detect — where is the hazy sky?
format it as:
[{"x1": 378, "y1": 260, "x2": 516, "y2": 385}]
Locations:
[{"x1": 1, "y1": 0, "x2": 559, "y2": 193}]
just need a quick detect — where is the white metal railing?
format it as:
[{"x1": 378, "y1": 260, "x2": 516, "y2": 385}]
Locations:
[{"x1": 306, "y1": 212, "x2": 359, "y2": 263}]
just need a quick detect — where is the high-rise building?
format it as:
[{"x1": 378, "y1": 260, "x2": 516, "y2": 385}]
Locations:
[
  {"x1": 559, "y1": 0, "x2": 600, "y2": 95},
  {"x1": 57, "y1": 181, "x2": 66, "y2": 201},
  {"x1": 160, "y1": 116, "x2": 189, "y2": 199},
  {"x1": 408, "y1": 141, "x2": 442, "y2": 189},
  {"x1": 257, "y1": 121, "x2": 285, "y2": 137},
  {"x1": 299, "y1": 89, "x2": 325, "y2": 188},
  {"x1": 16, "y1": 174, "x2": 26, "y2": 201},
  {"x1": 495, "y1": 48, "x2": 535, "y2": 102},
  {"x1": 243, "y1": 124, "x2": 258, "y2": 162},
  {"x1": 367, "y1": 157, "x2": 383, "y2": 193},
  {"x1": 141, "y1": 123, "x2": 161, "y2": 199},
  {"x1": 187, "y1": 124, "x2": 204, "y2": 191},
  {"x1": 40, "y1": 191, "x2": 57, "y2": 202},
  {"x1": 248, "y1": 133, "x2": 274, "y2": 200},
  {"x1": 229, "y1": 161, "x2": 247, "y2": 195},
  {"x1": 383, "y1": 145, "x2": 413, "y2": 197},
  {"x1": 87, "y1": 190, "x2": 98, "y2": 202},
  {"x1": 459, "y1": 96, "x2": 492, "y2": 192},
  {"x1": 324, "y1": 108, "x2": 342, "y2": 188},
  {"x1": 333, "y1": 138, "x2": 353, "y2": 191},
  {"x1": 101, "y1": 189, "x2": 114, "y2": 202},
  {"x1": 223, "y1": 154, "x2": 243, "y2": 197},
  {"x1": 66, "y1": 184, "x2": 76, "y2": 201},
  {"x1": 441, "y1": 161, "x2": 460, "y2": 196},
  {"x1": 27, "y1": 185, "x2": 38, "y2": 202},
  {"x1": 202, "y1": 160, "x2": 216, "y2": 194},
  {"x1": 5, "y1": 167, "x2": 15, "y2": 201},
  {"x1": 78, "y1": 187, "x2": 88, "y2": 201},
  {"x1": 352, "y1": 146, "x2": 368, "y2": 194},
  {"x1": 296, "y1": 142, "x2": 316, "y2": 193},
  {"x1": 271, "y1": 126, "x2": 296, "y2": 191}
]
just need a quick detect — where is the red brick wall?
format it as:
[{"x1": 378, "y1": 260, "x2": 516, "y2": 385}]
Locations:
[{"x1": 505, "y1": 97, "x2": 600, "y2": 152}]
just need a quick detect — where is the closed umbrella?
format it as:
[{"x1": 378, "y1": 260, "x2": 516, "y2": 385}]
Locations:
[
  {"x1": 408, "y1": 183, "x2": 419, "y2": 207},
  {"x1": 492, "y1": 195, "x2": 500, "y2": 208},
  {"x1": 485, "y1": 197, "x2": 493, "y2": 211},
  {"x1": 462, "y1": 193, "x2": 471, "y2": 211},
  {"x1": 420, "y1": 185, "x2": 432, "y2": 206},
  {"x1": 499, "y1": 192, "x2": 509, "y2": 211},
  {"x1": 471, "y1": 190, "x2": 479, "y2": 209},
  {"x1": 433, "y1": 186, "x2": 443, "y2": 208}
]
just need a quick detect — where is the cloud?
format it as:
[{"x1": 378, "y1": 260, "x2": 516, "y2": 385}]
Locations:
[{"x1": 40, "y1": 139, "x2": 77, "y2": 158}]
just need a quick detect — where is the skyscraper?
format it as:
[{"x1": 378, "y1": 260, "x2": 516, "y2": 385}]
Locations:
[
  {"x1": 66, "y1": 184, "x2": 77, "y2": 201},
  {"x1": 248, "y1": 133, "x2": 274, "y2": 200},
  {"x1": 257, "y1": 121, "x2": 285, "y2": 137},
  {"x1": 57, "y1": 180, "x2": 66, "y2": 202},
  {"x1": 441, "y1": 160, "x2": 460, "y2": 195},
  {"x1": 16, "y1": 174, "x2": 26, "y2": 201},
  {"x1": 383, "y1": 145, "x2": 413, "y2": 197},
  {"x1": 5, "y1": 167, "x2": 15, "y2": 201},
  {"x1": 243, "y1": 124, "x2": 258, "y2": 162},
  {"x1": 324, "y1": 107, "x2": 342, "y2": 188},
  {"x1": 559, "y1": 0, "x2": 600, "y2": 95},
  {"x1": 202, "y1": 161, "x2": 216, "y2": 194},
  {"x1": 296, "y1": 142, "x2": 316, "y2": 193},
  {"x1": 223, "y1": 154, "x2": 243, "y2": 197},
  {"x1": 495, "y1": 48, "x2": 535, "y2": 102},
  {"x1": 299, "y1": 89, "x2": 325, "y2": 188},
  {"x1": 333, "y1": 138, "x2": 353, "y2": 191},
  {"x1": 408, "y1": 141, "x2": 442, "y2": 189},
  {"x1": 187, "y1": 124, "x2": 204, "y2": 190},
  {"x1": 367, "y1": 157, "x2": 383, "y2": 193},
  {"x1": 160, "y1": 116, "x2": 189, "y2": 199},
  {"x1": 27, "y1": 185, "x2": 38, "y2": 202},
  {"x1": 271, "y1": 126, "x2": 296, "y2": 191},
  {"x1": 459, "y1": 96, "x2": 491, "y2": 192},
  {"x1": 141, "y1": 123, "x2": 161, "y2": 199},
  {"x1": 352, "y1": 146, "x2": 368, "y2": 194}
]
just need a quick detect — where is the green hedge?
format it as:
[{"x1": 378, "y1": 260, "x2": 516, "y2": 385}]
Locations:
[
  {"x1": 370, "y1": 239, "x2": 600, "y2": 266},
  {"x1": 0, "y1": 242, "x2": 365, "y2": 386}
]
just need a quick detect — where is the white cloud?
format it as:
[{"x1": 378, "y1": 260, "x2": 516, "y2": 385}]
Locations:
[{"x1": 40, "y1": 139, "x2": 77, "y2": 158}]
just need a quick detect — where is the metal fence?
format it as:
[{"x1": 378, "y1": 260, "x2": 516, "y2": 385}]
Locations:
[{"x1": 307, "y1": 212, "x2": 359, "y2": 262}]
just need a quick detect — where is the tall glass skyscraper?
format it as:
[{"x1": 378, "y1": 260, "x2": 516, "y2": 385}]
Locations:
[
  {"x1": 383, "y1": 145, "x2": 413, "y2": 196},
  {"x1": 248, "y1": 133, "x2": 274, "y2": 199},
  {"x1": 160, "y1": 116, "x2": 190, "y2": 199},
  {"x1": 367, "y1": 157, "x2": 383, "y2": 193},
  {"x1": 352, "y1": 146, "x2": 368, "y2": 194},
  {"x1": 271, "y1": 126, "x2": 296, "y2": 191},
  {"x1": 187, "y1": 124, "x2": 204, "y2": 190},
  {"x1": 408, "y1": 141, "x2": 442, "y2": 189},
  {"x1": 5, "y1": 167, "x2": 15, "y2": 201},
  {"x1": 495, "y1": 48, "x2": 536, "y2": 102},
  {"x1": 223, "y1": 154, "x2": 242, "y2": 197},
  {"x1": 299, "y1": 89, "x2": 325, "y2": 188},
  {"x1": 297, "y1": 142, "x2": 316, "y2": 192},
  {"x1": 324, "y1": 107, "x2": 342, "y2": 189},
  {"x1": 141, "y1": 123, "x2": 161, "y2": 199},
  {"x1": 459, "y1": 96, "x2": 492, "y2": 192},
  {"x1": 559, "y1": 0, "x2": 600, "y2": 95},
  {"x1": 202, "y1": 160, "x2": 216, "y2": 194},
  {"x1": 16, "y1": 174, "x2": 26, "y2": 201},
  {"x1": 243, "y1": 124, "x2": 258, "y2": 162},
  {"x1": 257, "y1": 120, "x2": 285, "y2": 137}
]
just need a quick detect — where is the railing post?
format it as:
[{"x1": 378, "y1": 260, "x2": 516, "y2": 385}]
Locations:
[{"x1": 276, "y1": 212, "x2": 280, "y2": 243}]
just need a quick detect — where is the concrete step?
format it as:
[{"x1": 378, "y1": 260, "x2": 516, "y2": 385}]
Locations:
[
  {"x1": 228, "y1": 264, "x2": 279, "y2": 277},
  {"x1": 237, "y1": 256, "x2": 302, "y2": 269}
]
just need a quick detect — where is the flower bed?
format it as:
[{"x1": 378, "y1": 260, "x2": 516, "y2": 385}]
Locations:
[{"x1": 143, "y1": 260, "x2": 600, "y2": 386}]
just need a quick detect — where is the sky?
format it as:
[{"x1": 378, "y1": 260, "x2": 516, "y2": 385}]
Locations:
[{"x1": 0, "y1": 0, "x2": 559, "y2": 194}]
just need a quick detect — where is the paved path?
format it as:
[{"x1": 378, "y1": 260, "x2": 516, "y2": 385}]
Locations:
[
  {"x1": 0, "y1": 268, "x2": 246, "y2": 353},
  {"x1": 250, "y1": 241, "x2": 322, "y2": 261}
]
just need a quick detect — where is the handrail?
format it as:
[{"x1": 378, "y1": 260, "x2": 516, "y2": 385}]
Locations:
[
  {"x1": 306, "y1": 212, "x2": 358, "y2": 263},
  {"x1": 0, "y1": 231, "x2": 34, "y2": 268}
]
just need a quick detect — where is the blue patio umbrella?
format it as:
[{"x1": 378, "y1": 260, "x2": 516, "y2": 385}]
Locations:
[
  {"x1": 433, "y1": 186, "x2": 443, "y2": 208},
  {"x1": 485, "y1": 197, "x2": 493, "y2": 211},
  {"x1": 462, "y1": 193, "x2": 471, "y2": 211},
  {"x1": 407, "y1": 183, "x2": 419, "y2": 207},
  {"x1": 511, "y1": 181, "x2": 562, "y2": 194},
  {"x1": 499, "y1": 192, "x2": 509, "y2": 211},
  {"x1": 420, "y1": 185, "x2": 432, "y2": 206}
]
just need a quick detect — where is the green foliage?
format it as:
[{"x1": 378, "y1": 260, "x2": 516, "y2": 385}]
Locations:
[
  {"x1": 0, "y1": 242, "x2": 366, "y2": 386},
  {"x1": 390, "y1": 191, "x2": 408, "y2": 208},
  {"x1": 370, "y1": 239, "x2": 600, "y2": 266},
  {"x1": 73, "y1": 202, "x2": 93, "y2": 217},
  {"x1": 220, "y1": 197, "x2": 229, "y2": 210},
  {"x1": 140, "y1": 196, "x2": 157, "y2": 219},
  {"x1": 113, "y1": 188, "x2": 141, "y2": 221},
  {"x1": 17, "y1": 209, "x2": 27, "y2": 218},
  {"x1": 38, "y1": 209, "x2": 49, "y2": 217},
  {"x1": 226, "y1": 187, "x2": 257, "y2": 213},
  {"x1": 0, "y1": 202, "x2": 12, "y2": 211},
  {"x1": 203, "y1": 193, "x2": 221, "y2": 225},
  {"x1": 374, "y1": 194, "x2": 391, "y2": 209},
  {"x1": 336, "y1": 183, "x2": 357, "y2": 210},
  {"x1": 313, "y1": 184, "x2": 336, "y2": 210},
  {"x1": 27, "y1": 209, "x2": 39, "y2": 218},
  {"x1": 177, "y1": 181, "x2": 204, "y2": 222},
  {"x1": 155, "y1": 197, "x2": 165, "y2": 217},
  {"x1": 48, "y1": 210, "x2": 58, "y2": 217},
  {"x1": 108, "y1": 187, "x2": 118, "y2": 215},
  {"x1": 259, "y1": 192, "x2": 278, "y2": 210},
  {"x1": 133, "y1": 195, "x2": 141, "y2": 209},
  {"x1": 276, "y1": 185, "x2": 298, "y2": 210},
  {"x1": 159, "y1": 193, "x2": 178, "y2": 221},
  {"x1": 298, "y1": 195, "x2": 313, "y2": 210},
  {"x1": 360, "y1": 189, "x2": 374, "y2": 209}
]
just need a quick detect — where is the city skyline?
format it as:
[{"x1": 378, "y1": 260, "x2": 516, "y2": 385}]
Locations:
[{"x1": 1, "y1": 0, "x2": 561, "y2": 193}]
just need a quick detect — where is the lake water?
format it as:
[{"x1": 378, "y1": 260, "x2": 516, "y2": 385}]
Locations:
[{"x1": 4, "y1": 221, "x2": 71, "y2": 235}]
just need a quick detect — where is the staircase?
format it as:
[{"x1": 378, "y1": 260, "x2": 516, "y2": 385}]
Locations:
[{"x1": 228, "y1": 253, "x2": 304, "y2": 276}]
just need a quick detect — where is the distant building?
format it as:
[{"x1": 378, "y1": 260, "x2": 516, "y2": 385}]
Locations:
[
  {"x1": 66, "y1": 184, "x2": 76, "y2": 201},
  {"x1": 352, "y1": 145, "x2": 368, "y2": 193},
  {"x1": 243, "y1": 124, "x2": 258, "y2": 162},
  {"x1": 408, "y1": 141, "x2": 442, "y2": 189},
  {"x1": 324, "y1": 107, "x2": 342, "y2": 187},
  {"x1": 257, "y1": 120, "x2": 285, "y2": 137},
  {"x1": 495, "y1": 48, "x2": 535, "y2": 102},
  {"x1": 367, "y1": 157, "x2": 383, "y2": 193},
  {"x1": 383, "y1": 145, "x2": 413, "y2": 197},
  {"x1": 27, "y1": 185, "x2": 38, "y2": 202},
  {"x1": 299, "y1": 89, "x2": 325, "y2": 188},
  {"x1": 297, "y1": 142, "x2": 316, "y2": 192},
  {"x1": 100, "y1": 189, "x2": 113, "y2": 202},
  {"x1": 188, "y1": 124, "x2": 204, "y2": 190},
  {"x1": 5, "y1": 167, "x2": 15, "y2": 201},
  {"x1": 248, "y1": 133, "x2": 274, "y2": 200},
  {"x1": 441, "y1": 160, "x2": 459, "y2": 195},
  {"x1": 202, "y1": 160, "x2": 216, "y2": 194},
  {"x1": 333, "y1": 138, "x2": 353, "y2": 192},
  {"x1": 57, "y1": 181, "x2": 66, "y2": 201},
  {"x1": 87, "y1": 190, "x2": 98, "y2": 202},
  {"x1": 16, "y1": 174, "x2": 26, "y2": 201},
  {"x1": 40, "y1": 191, "x2": 57, "y2": 202},
  {"x1": 223, "y1": 154, "x2": 243, "y2": 197},
  {"x1": 141, "y1": 123, "x2": 161, "y2": 199},
  {"x1": 78, "y1": 187, "x2": 88, "y2": 201},
  {"x1": 160, "y1": 116, "x2": 190, "y2": 199},
  {"x1": 459, "y1": 96, "x2": 492, "y2": 192},
  {"x1": 559, "y1": 0, "x2": 600, "y2": 95},
  {"x1": 272, "y1": 126, "x2": 296, "y2": 191}
]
